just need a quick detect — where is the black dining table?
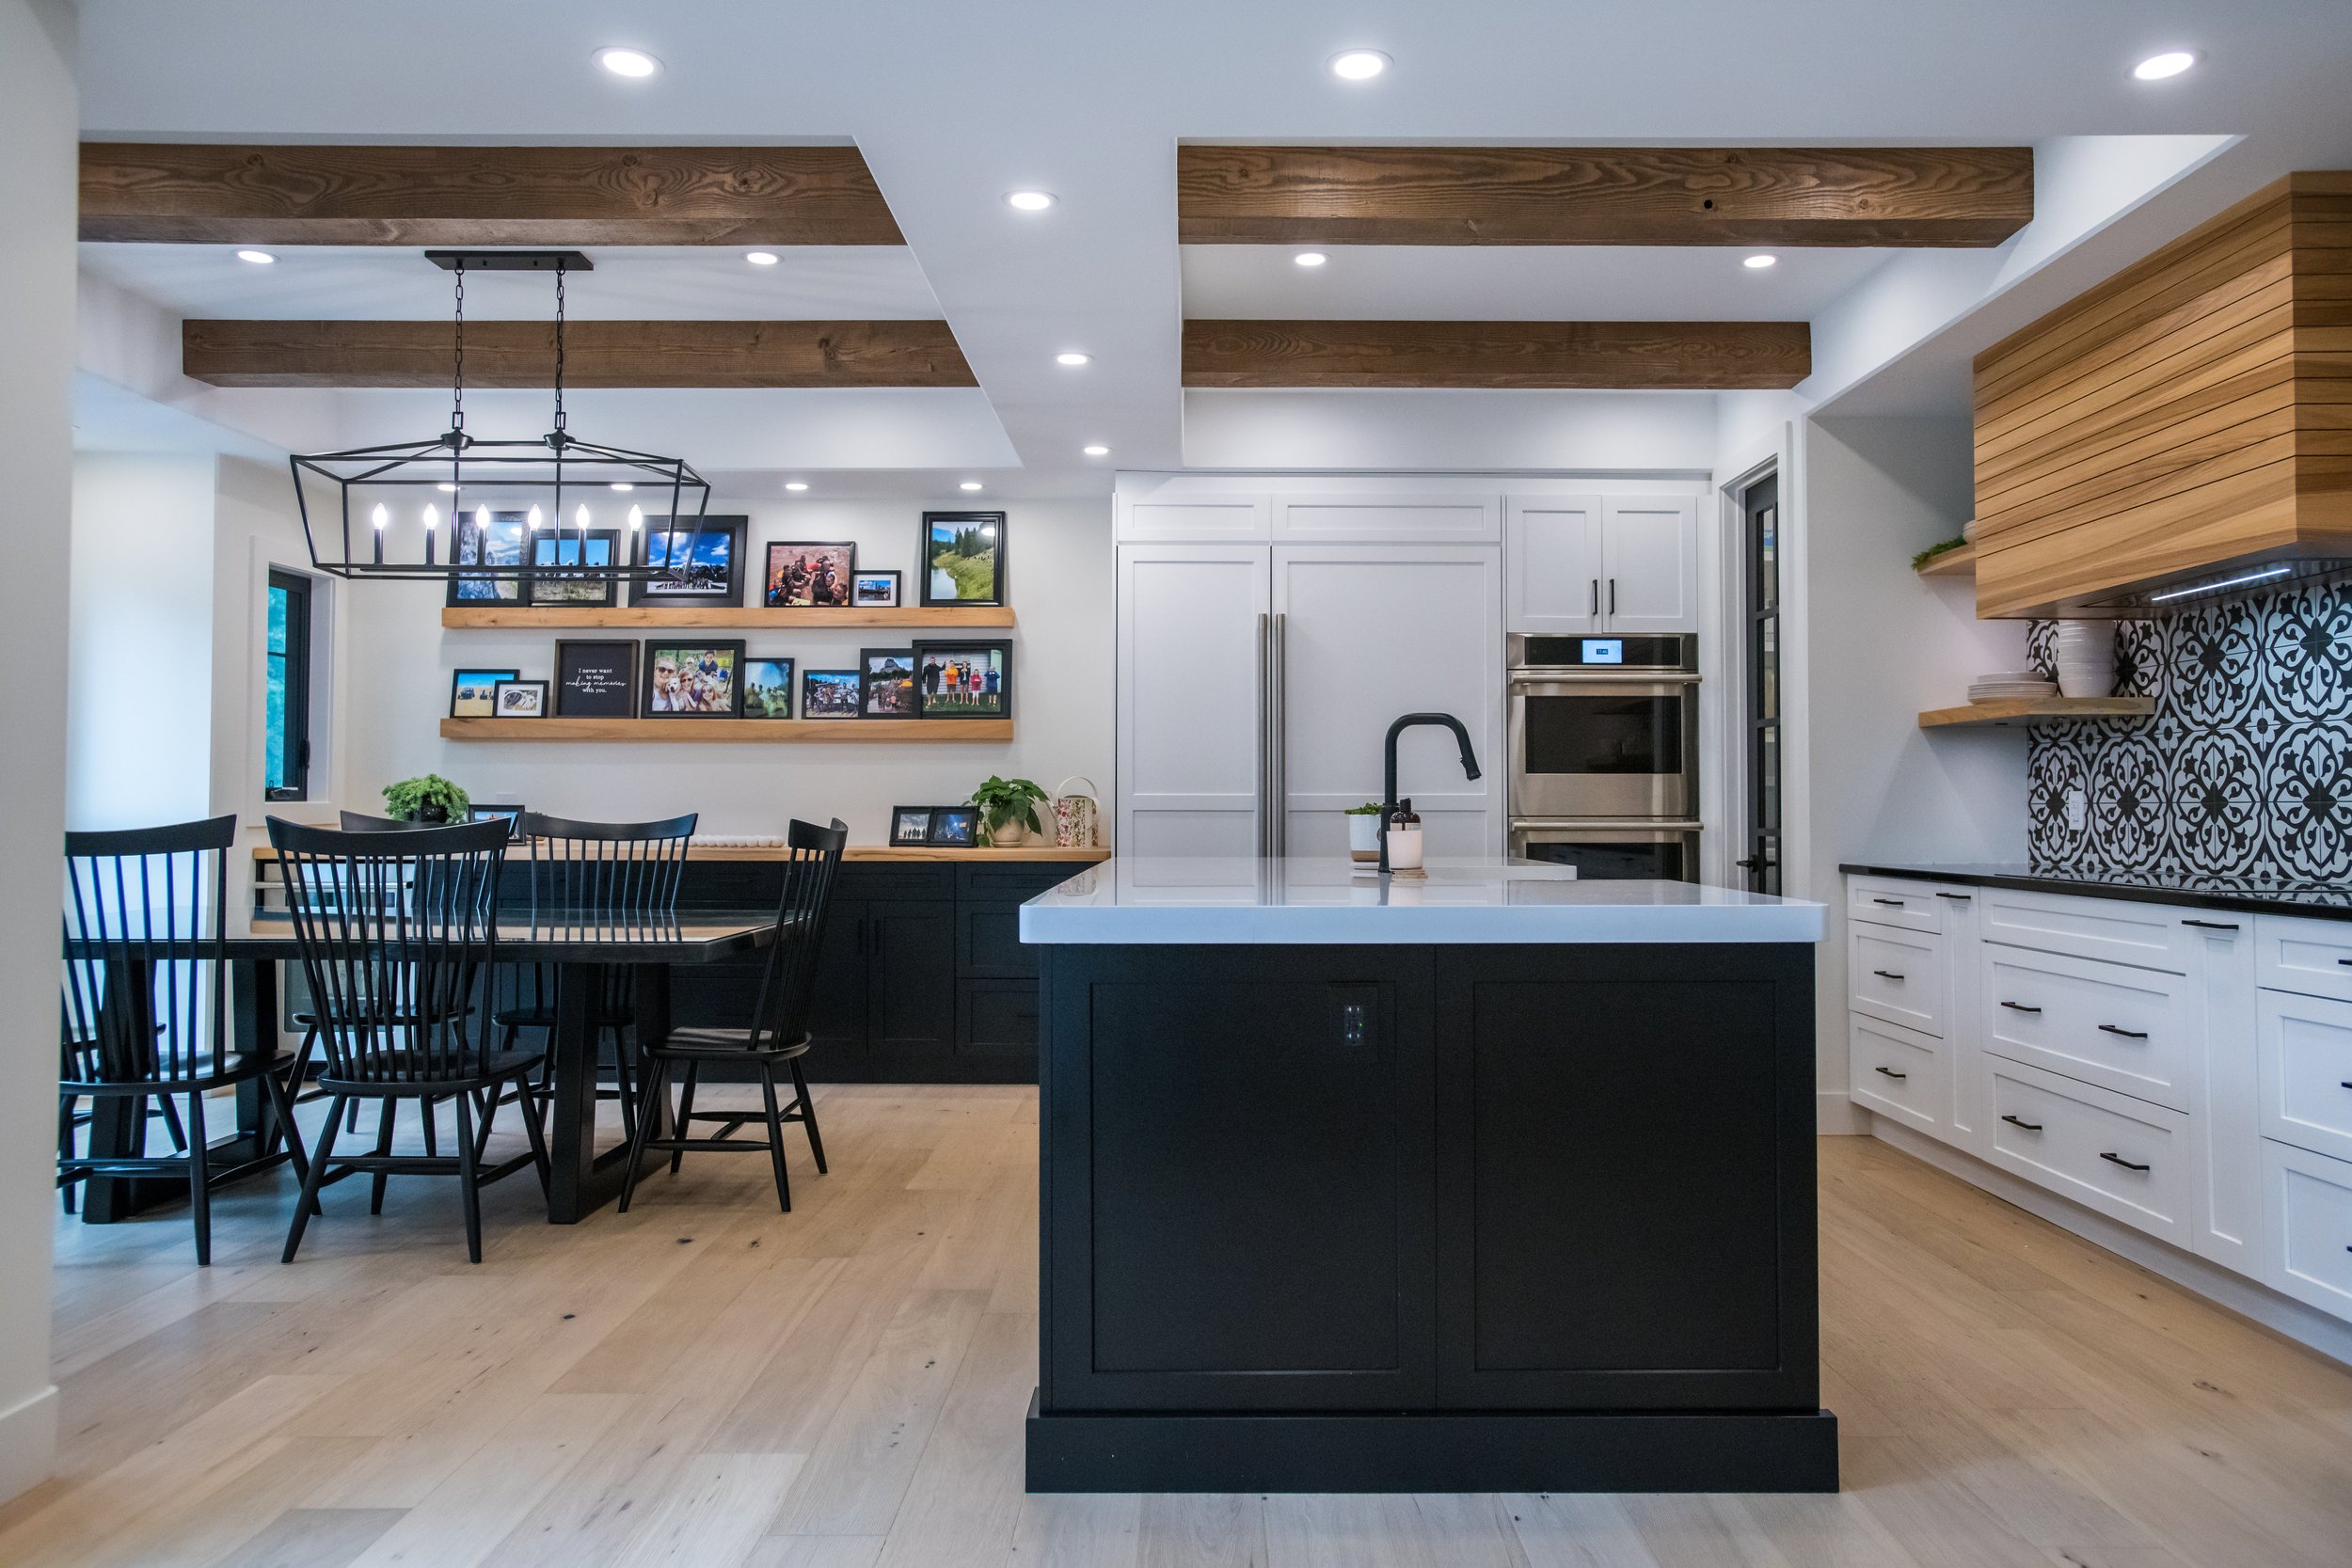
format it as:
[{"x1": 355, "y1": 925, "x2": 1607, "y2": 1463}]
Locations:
[{"x1": 77, "y1": 903, "x2": 778, "y2": 1226}]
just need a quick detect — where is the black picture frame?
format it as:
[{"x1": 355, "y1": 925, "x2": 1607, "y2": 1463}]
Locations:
[
  {"x1": 450, "y1": 666, "x2": 521, "y2": 718},
  {"x1": 911, "y1": 640, "x2": 1011, "y2": 720},
  {"x1": 553, "y1": 640, "x2": 637, "y2": 718},
  {"x1": 628, "y1": 515, "x2": 748, "y2": 608},
  {"x1": 490, "y1": 678, "x2": 548, "y2": 719},
  {"x1": 927, "y1": 806, "x2": 979, "y2": 847},
  {"x1": 763, "y1": 541, "x2": 858, "y2": 608},
  {"x1": 889, "y1": 806, "x2": 933, "y2": 845},
  {"x1": 801, "y1": 668, "x2": 862, "y2": 720},
  {"x1": 523, "y1": 528, "x2": 622, "y2": 607},
  {"x1": 642, "y1": 639, "x2": 747, "y2": 718},
  {"x1": 446, "y1": 510, "x2": 529, "y2": 606},
  {"x1": 743, "y1": 657, "x2": 796, "y2": 719},
  {"x1": 919, "y1": 511, "x2": 1006, "y2": 608},
  {"x1": 851, "y1": 569, "x2": 901, "y2": 609},
  {"x1": 469, "y1": 803, "x2": 528, "y2": 841},
  {"x1": 860, "y1": 647, "x2": 918, "y2": 718}
]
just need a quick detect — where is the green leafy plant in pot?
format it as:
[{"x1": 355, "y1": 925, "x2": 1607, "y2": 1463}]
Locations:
[
  {"x1": 382, "y1": 774, "x2": 471, "y2": 824},
  {"x1": 968, "y1": 775, "x2": 1049, "y2": 847}
]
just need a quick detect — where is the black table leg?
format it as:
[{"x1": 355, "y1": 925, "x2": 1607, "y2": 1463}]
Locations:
[
  {"x1": 230, "y1": 958, "x2": 281, "y2": 1160},
  {"x1": 543, "y1": 959, "x2": 602, "y2": 1223},
  {"x1": 82, "y1": 960, "x2": 164, "y2": 1223}
]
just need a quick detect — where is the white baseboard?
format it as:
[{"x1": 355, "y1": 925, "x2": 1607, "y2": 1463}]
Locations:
[
  {"x1": 1816, "y1": 1090, "x2": 1868, "y2": 1134},
  {"x1": 1867, "y1": 1115, "x2": 2352, "y2": 1370},
  {"x1": 0, "y1": 1383, "x2": 56, "y2": 1505}
]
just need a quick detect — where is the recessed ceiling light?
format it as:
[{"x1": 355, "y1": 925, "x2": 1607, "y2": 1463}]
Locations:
[
  {"x1": 1056, "y1": 352, "x2": 1091, "y2": 367},
  {"x1": 437, "y1": 482, "x2": 458, "y2": 493},
  {"x1": 2132, "y1": 50, "x2": 2196, "y2": 80},
  {"x1": 785, "y1": 482, "x2": 808, "y2": 492},
  {"x1": 744, "y1": 251, "x2": 779, "y2": 266},
  {"x1": 1083, "y1": 445, "x2": 1110, "y2": 457},
  {"x1": 609, "y1": 483, "x2": 634, "y2": 492},
  {"x1": 236, "y1": 249, "x2": 276, "y2": 264},
  {"x1": 1328, "y1": 49, "x2": 1391, "y2": 81},
  {"x1": 596, "y1": 47, "x2": 660, "y2": 78},
  {"x1": 960, "y1": 482, "x2": 984, "y2": 492},
  {"x1": 1005, "y1": 190, "x2": 1057, "y2": 212},
  {"x1": 1294, "y1": 252, "x2": 1328, "y2": 268},
  {"x1": 1742, "y1": 254, "x2": 1778, "y2": 269}
]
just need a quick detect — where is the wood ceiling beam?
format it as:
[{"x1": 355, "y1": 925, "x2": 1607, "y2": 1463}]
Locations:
[
  {"x1": 1177, "y1": 146, "x2": 2034, "y2": 246},
  {"x1": 82, "y1": 143, "x2": 904, "y2": 245},
  {"x1": 182, "y1": 319, "x2": 974, "y2": 388},
  {"x1": 1182, "y1": 320, "x2": 1811, "y2": 390}
]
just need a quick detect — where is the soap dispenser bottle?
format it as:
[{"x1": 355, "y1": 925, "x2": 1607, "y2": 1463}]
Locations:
[{"x1": 1386, "y1": 798, "x2": 1424, "y2": 873}]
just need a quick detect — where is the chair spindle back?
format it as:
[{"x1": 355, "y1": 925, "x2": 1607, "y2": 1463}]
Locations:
[
  {"x1": 742, "y1": 817, "x2": 848, "y2": 1051},
  {"x1": 60, "y1": 815, "x2": 237, "y2": 1088}
]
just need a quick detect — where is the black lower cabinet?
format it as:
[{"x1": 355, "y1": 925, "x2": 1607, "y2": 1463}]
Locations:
[{"x1": 1030, "y1": 941, "x2": 1836, "y2": 1494}]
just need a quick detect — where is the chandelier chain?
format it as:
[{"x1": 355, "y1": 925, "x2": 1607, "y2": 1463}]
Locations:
[
  {"x1": 552, "y1": 262, "x2": 568, "y2": 435},
  {"x1": 450, "y1": 259, "x2": 465, "y2": 435}
]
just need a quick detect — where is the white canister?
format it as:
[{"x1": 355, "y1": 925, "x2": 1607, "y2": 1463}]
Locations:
[
  {"x1": 1347, "y1": 813, "x2": 1382, "y2": 862},
  {"x1": 1052, "y1": 776, "x2": 1101, "y2": 848},
  {"x1": 2052, "y1": 620, "x2": 2119, "y2": 699}
]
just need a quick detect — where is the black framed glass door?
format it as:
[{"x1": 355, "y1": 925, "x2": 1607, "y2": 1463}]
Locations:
[{"x1": 1739, "y1": 474, "x2": 1780, "y2": 895}]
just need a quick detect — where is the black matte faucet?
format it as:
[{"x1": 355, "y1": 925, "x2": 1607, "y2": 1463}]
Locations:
[{"x1": 1379, "y1": 712, "x2": 1483, "y2": 873}]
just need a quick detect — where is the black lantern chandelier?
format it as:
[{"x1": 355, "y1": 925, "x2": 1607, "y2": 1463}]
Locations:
[{"x1": 287, "y1": 250, "x2": 714, "y2": 590}]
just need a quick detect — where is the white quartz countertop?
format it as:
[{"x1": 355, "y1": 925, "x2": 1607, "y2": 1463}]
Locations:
[{"x1": 1019, "y1": 858, "x2": 1824, "y2": 945}]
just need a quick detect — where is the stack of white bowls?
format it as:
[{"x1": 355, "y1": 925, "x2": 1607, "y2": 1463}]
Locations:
[
  {"x1": 1967, "y1": 671, "x2": 2057, "y2": 703},
  {"x1": 2051, "y1": 621, "x2": 2118, "y2": 698}
]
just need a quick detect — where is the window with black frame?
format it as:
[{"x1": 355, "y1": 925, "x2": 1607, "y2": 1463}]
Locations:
[
  {"x1": 265, "y1": 568, "x2": 312, "y2": 801},
  {"x1": 1740, "y1": 473, "x2": 1781, "y2": 895}
]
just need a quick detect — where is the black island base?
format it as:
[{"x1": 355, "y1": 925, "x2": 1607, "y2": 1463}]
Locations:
[{"x1": 1025, "y1": 939, "x2": 1836, "y2": 1494}]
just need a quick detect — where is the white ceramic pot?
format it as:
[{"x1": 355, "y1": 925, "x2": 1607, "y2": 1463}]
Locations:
[
  {"x1": 991, "y1": 817, "x2": 1029, "y2": 847},
  {"x1": 1346, "y1": 814, "x2": 1382, "y2": 862}
]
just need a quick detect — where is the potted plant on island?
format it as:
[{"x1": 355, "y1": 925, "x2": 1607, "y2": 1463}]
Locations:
[
  {"x1": 1344, "y1": 801, "x2": 1384, "y2": 863},
  {"x1": 969, "y1": 775, "x2": 1050, "y2": 847},
  {"x1": 382, "y1": 774, "x2": 472, "y2": 824}
]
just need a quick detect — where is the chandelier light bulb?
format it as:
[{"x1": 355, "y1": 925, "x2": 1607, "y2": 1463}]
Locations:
[
  {"x1": 421, "y1": 503, "x2": 439, "y2": 529},
  {"x1": 527, "y1": 504, "x2": 544, "y2": 529},
  {"x1": 628, "y1": 505, "x2": 643, "y2": 531},
  {"x1": 372, "y1": 503, "x2": 389, "y2": 531},
  {"x1": 474, "y1": 504, "x2": 490, "y2": 528},
  {"x1": 574, "y1": 503, "x2": 591, "y2": 529}
]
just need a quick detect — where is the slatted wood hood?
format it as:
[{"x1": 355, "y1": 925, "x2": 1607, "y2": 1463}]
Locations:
[{"x1": 1971, "y1": 172, "x2": 2352, "y2": 618}]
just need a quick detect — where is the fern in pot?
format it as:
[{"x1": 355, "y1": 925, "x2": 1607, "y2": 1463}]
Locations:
[
  {"x1": 382, "y1": 774, "x2": 471, "y2": 824},
  {"x1": 969, "y1": 776, "x2": 1049, "y2": 847}
]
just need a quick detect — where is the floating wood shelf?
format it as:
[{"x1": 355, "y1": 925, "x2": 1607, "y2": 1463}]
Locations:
[
  {"x1": 441, "y1": 605, "x2": 1014, "y2": 630},
  {"x1": 1915, "y1": 543, "x2": 1977, "y2": 578},
  {"x1": 1918, "y1": 697, "x2": 2153, "y2": 729},
  {"x1": 440, "y1": 718, "x2": 1012, "y2": 743}
]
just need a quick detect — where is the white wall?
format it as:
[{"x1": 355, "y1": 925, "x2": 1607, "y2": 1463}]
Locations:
[
  {"x1": 0, "y1": 0, "x2": 74, "y2": 1502},
  {"x1": 341, "y1": 497, "x2": 1113, "y2": 844},
  {"x1": 1184, "y1": 389, "x2": 1716, "y2": 473},
  {"x1": 67, "y1": 455, "x2": 217, "y2": 830}
]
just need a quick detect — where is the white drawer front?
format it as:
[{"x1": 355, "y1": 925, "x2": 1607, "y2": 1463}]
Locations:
[
  {"x1": 1981, "y1": 946, "x2": 2190, "y2": 1111},
  {"x1": 1984, "y1": 1057, "x2": 2191, "y2": 1246},
  {"x1": 1849, "y1": 1015, "x2": 1947, "y2": 1134},
  {"x1": 1849, "y1": 926, "x2": 1945, "y2": 1037},
  {"x1": 2256, "y1": 913, "x2": 2352, "y2": 1005},
  {"x1": 2259, "y1": 1139, "x2": 2352, "y2": 1321},
  {"x1": 2258, "y1": 990, "x2": 2352, "y2": 1164},
  {"x1": 1981, "y1": 887, "x2": 2194, "y2": 973},
  {"x1": 1847, "y1": 878, "x2": 1946, "y2": 935}
]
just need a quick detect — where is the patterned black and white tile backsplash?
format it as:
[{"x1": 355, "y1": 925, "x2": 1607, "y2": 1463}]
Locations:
[{"x1": 2025, "y1": 578, "x2": 2352, "y2": 885}]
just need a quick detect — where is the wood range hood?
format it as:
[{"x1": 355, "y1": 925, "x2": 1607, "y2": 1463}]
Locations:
[{"x1": 1971, "y1": 172, "x2": 2352, "y2": 618}]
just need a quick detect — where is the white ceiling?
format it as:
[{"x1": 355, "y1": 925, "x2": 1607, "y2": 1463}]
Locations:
[{"x1": 69, "y1": 0, "x2": 2352, "y2": 481}]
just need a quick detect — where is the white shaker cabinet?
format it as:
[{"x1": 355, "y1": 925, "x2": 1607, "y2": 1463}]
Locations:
[
  {"x1": 1115, "y1": 543, "x2": 1272, "y2": 859},
  {"x1": 1502, "y1": 496, "x2": 1604, "y2": 634},
  {"x1": 1599, "y1": 497, "x2": 1700, "y2": 633},
  {"x1": 1504, "y1": 494, "x2": 1698, "y2": 635}
]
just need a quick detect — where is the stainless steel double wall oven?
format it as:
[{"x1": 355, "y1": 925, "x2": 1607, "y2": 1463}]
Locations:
[{"x1": 1507, "y1": 633, "x2": 1701, "y2": 880}]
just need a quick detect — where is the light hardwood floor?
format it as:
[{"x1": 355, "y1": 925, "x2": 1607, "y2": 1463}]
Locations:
[{"x1": 8, "y1": 1085, "x2": 2352, "y2": 1568}]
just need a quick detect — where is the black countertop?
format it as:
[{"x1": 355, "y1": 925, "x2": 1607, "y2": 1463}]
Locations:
[{"x1": 1837, "y1": 863, "x2": 2352, "y2": 923}]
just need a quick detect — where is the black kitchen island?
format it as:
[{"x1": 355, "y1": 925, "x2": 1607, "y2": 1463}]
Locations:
[{"x1": 1020, "y1": 858, "x2": 1836, "y2": 1493}]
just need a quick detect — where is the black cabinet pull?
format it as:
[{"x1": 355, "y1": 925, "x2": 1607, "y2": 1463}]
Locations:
[
  {"x1": 1872, "y1": 969, "x2": 1906, "y2": 981},
  {"x1": 1609, "y1": 578, "x2": 1617, "y2": 615},
  {"x1": 1872, "y1": 897, "x2": 1904, "y2": 907},
  {"x1": 2181, "y1": 918, "x2": 2239, "y2": 930},
  {"x1": 1874, "y1": 1066, "x2": 1908, "y2": 1081},
  {"x1": 1935, "y1": 892, "x2": 1972, "y2": 901},
  {"x1": 2099, "y1": 1151, "x2": 2152, "y2": 1172},
  {"x1": 2340, "y1": 1081, "x2": 2352, "y2": 1090},
  {"x1": 2097, "y1": 1023, "x2": 2149, "y2": 1039},
  {"x1": 2001, "y1": 1001, "x2": 2042, "y2": 1013},
  {"x1": 1590, "y1": 578, "x2": 1599, "y2": 616},
  {"x1": 2338, "y1": 958, "x2": 2352, "y2": 968},
  {"x1": 2001, "y1": 1114, "x2": 2043, "y2": 1132}
]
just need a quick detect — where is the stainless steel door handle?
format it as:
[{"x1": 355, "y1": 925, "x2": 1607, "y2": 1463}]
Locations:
[
  {"x1": 1270, "y1": 611, "x2": 1287, "y2": 859},
  {"x1": 1256, "y1": 611, "x2": 1271, "y2": 858}
]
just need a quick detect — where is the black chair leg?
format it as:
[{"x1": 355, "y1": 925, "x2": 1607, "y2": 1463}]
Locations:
[
  {"x1": 612, "y1": 1026, "x2": 638, "y2": 1144},
  {"x1": 57, "y1": 1095, "x2": 76, "y2": 1214},
  {"x1": 789, "y1": 1058, "x2": 828, "y2": 1175},
  {"x1": 421, "y1": 1097, "x2": 439, "y2": 1158},
  {"x1": 670, "y1": 1062, "x2": 701, "y2": 1176},
  {"x1": 755, "y1": 1064, "x2": 792, "y2": 1213},
  {"x1": 346, "y1": 1097, "x2": 360, "y2": 1133},
  {"x1": 369, "y1": 1098, "x2": 396, "y2": 1214},
  {"x1": 453, "y1": 1093, "x2": 484, "y2": 1264},
  {"x1": 283, "y1": 1097, "x2": 345, "y2": 1263},
  {"x1": 516, "y1": 1077, "x2": 553, "y2": 1200},
  {"x1": 257, "y1": 1059, "x2": 314, "y2": 1212},
  {"x1": 157, "y1": 1092, "x2": 189, "y2": 1154},
  {"x1": 186, "y1": 1089, "x2": 212, "y2": 1266},
  {"x1": 267, "y1": 1029, "x2": 319, "y2": 1159},
  {"x1": 617, "y1": 1056, "x2": 669, "y2": 1214}
]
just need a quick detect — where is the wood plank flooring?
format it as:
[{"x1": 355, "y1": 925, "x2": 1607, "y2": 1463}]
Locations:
[{"x1": 8, "y1": 1086, "x2": 2352, "y2": 1567}]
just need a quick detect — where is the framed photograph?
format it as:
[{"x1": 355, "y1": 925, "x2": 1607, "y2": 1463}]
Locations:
[
  {"x1": 553, "y1": 640, "x2": 637, "y2": 719},
  {"x1": 469, "y1": 803, "x2": 528, "y2": 841},
  {"x1": 642, "y1": 640, "x2": 746, "y2": 718},
  {"x1": 850, "y1": 569, "x2": 901, "y2": 609},
  {"x1": 450, "y1": 666, "x2": 521, "y2": 719},
  {"x1": 920, "y1": 511, "x2": 1005, "y2": 607},
  {"x1": 628, "y1": 516, "x2": 747, "y2": 608},
  {"x1": 490, "y1": 678, "x2": 548, "y2": 718},
  {"x1": 889, "y1": 806, "x2": 933, "y2": 846},
  {"x1": 801, "y1": 668, "x2": 862, "y2": 719},
  {"x1": 523, "y1": 528, "x2": 621, "y2": 607},
  {"x1": 860, "y1": 647, "x2": 918, "y2": 717},
  {"x1": 764, "y1": 542, "x2": 857, "y2": 608},
  {"x1": 742, "y1": 657, "x2": 796, "y2": 718},
  {"x1": 927, "y1": 806, "x2": 978, "y2": 847},
  {"x1": 447, "y1": 509, "x2": 529, "y2": 606},
  {"x1": 912, "y1": 640, "x2": 1010, "y2": 720}
]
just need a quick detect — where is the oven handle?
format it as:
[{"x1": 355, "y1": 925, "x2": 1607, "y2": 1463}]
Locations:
[{"x1": 1508, "y1": 670, "x2": 1701, "y2": 689}]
